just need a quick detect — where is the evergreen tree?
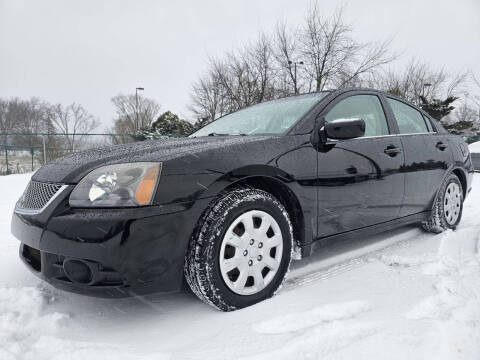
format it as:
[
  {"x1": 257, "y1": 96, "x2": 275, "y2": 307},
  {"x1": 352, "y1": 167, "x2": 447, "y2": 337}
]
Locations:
[
  {"x1": 442, "y1": 120, "x2": 479, "y2": 135},
  {"x1": 419, "y1": 96, "x2": 457, "y2": 120},
  {"x1": 387, "y1": 87, "x2": 404, "y2": 98},
  {"x1": 151, "y1": 111, "x2": 195, "y2": 136},
  {"x1": 419, "y1": 96, "x2": 479, "y2": 135},
  {"x1": 133, "y1": 111, "x2": 197, "y2": 140}
]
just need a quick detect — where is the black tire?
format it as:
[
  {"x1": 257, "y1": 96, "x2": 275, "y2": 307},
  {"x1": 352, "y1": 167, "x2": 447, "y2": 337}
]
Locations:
[
  {"x1": 422, "y1": 173, "x2": 464, "y2": 233},
  {"x1": 184, "y1": 188, "x2": 294, "y2": 311}
]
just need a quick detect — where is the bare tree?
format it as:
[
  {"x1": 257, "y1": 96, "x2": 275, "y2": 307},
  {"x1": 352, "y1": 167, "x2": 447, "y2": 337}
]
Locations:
[
  {"x1": 189, "y1": 5, "x2": 396, "y2": 124},
  {"x1": 52, "y1": 103, "x2": 99, "y2": 152},
  {"x1": 273, "y1": 21, "x2": 304, "y2": 95},
  {"x1": 300, "y1": 6, "x2": 354, "y2": 91},
  {"x1": 366, "y1": 59, "x2": 469, "y2": 106},
  {"x1": 217, "y1": 37, "x2": 276, "y2": 109},
  {"x1": 190, "y1": 34, "x2": 277, "y2": 124},
  {"x1": 0, "y1": 98, "x2": 50, "y2": 134},
  {"x1": 299, "y1": 6, "x2": 396, "y2": 91},
  {"x1": 189, "y1": 72, "x2": 227, "y2": 125},
  {"x1": 0, "y1": 98, "x2": 57, "y2": 149},
  {"x1": 248, "y1": 33, "x2": 276, "y2": 102},
  {"x1": 469, "y1": 72, "x2": 480, "y2": 119},
  {"x1": 335, "y1": 38, "x2": 396, "y2": 88},
  {"x1": 455, "y1": 100, "x2": 478, "y2": 124},
  {"x1": 111, "y1": 94, "x2": 161, "y2": 134}
]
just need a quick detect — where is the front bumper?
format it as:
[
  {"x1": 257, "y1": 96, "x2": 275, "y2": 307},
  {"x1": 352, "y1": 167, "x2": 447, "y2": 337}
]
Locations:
[{"x1": 11, "y1": 188, "x2": 211, "y2": 297}]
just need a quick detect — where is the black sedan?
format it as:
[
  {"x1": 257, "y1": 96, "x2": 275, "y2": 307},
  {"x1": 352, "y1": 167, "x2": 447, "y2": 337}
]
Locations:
[{"x1": 11, "y1": 88, "x2": 474, "y2": 311}]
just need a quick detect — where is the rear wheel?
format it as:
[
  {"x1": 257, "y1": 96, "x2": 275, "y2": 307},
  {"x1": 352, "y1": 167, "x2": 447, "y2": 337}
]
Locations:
[
  {"x1": 423, "y1": 173, "x2": 464, "y2": 233},
  {"x1": 184, "y1": 188, "x2": 293, "y2": 311}
]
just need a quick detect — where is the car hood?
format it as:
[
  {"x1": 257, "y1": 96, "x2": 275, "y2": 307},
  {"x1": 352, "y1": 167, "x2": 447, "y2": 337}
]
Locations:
[{"x1": 32, "y1": 136, "x2": 273, "y2": 183}]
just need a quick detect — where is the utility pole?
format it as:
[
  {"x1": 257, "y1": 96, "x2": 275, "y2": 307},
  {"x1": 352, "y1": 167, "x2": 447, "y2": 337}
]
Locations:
[
  {"x1": 135, "y1": 87, "x2": 144, "y2": 130},
  {"x1": 288, "y1": 61, "x2": 304, "y2": 95},
  {"x1": 42, "y1": 135, "x2": 46, "y2": 164},
  {"x1": 4, "y1": 145, "x2": 8, "y2": 175}
]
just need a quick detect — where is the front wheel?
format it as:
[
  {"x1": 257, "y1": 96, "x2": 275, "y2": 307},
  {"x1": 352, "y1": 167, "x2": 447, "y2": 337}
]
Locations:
[
  {"x1": 184, "y1": 188, "x2": 293, "y2": 311},
  {"x1": 423, "y1": 173, "x2": 464, "y2": 233}
]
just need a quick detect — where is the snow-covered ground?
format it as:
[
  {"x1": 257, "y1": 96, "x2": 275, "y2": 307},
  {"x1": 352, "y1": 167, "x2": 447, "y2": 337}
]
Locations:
[
  {"x1": 468, "y1": 141, "x2": 480, "y2": 153},
  {"x1": 1, "y1": 173, "x2": 480, "y2": 360}
]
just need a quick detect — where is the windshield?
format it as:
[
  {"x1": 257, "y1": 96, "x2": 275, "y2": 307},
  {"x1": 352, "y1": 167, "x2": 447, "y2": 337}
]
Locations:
[{"x1": 190, "y1": 93, "x2": 327, "y2": 137}]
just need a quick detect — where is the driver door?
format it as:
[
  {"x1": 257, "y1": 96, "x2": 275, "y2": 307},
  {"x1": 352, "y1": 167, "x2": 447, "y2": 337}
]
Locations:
[{"x1": 316, "y1": 92, "x2": 405, "y2": 238}]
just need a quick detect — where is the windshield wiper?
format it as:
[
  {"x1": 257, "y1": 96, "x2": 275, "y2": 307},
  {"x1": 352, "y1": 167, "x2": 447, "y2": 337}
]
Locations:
[
  {"x1": 207, "y1": 132, "x2": 249, "y2": 136},
  {"x1": 207, "y1": 132, "x2": 229, "y2": 136}
]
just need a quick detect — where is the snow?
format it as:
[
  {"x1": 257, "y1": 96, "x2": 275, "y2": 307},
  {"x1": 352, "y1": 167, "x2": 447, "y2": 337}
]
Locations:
[
  {"x1": 468, "y1": 141, "x2": 480, "y2": 153},
  {"x1": 1, "y1": 173, "x2": 480, "y2": 359}
]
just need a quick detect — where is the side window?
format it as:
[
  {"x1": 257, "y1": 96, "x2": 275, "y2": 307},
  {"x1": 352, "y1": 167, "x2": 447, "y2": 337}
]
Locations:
[
  {"x1": 325, "y1": 95, "x2": 389, "y2": 137},
  {"x1": 387, "y1": 98, "x2": 429, "y2": 134},
  {"x1": 423, "y1": 115, "x2": 435, "y2": 132}
]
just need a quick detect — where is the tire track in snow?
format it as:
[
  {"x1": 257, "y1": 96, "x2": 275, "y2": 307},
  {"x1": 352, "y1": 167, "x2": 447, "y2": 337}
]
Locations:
[
  {"x1": 283, "y1": 257, "x2": 366, "y2": 290},
  {"x1": 252, "y1": 301, "x2": 372, "y2": 334},
  {"x1": 476, "y1": 228, "x2": 480, "y2": 258},
  {"x1": 283, "y1": 227, "x2": 420, "y2": 292},
  {"x1": 246, "y1": 301, "x2": 379, "y2": 360}
]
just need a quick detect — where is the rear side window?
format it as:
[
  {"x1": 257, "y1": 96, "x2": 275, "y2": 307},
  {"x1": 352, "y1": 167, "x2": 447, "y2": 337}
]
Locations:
[
  {"x1": 423, "y1": 115, "x2": 435, "y2": 132},
  {"x1": 325, "y1": 95, "x2": 389, "y2": 137},
  {"x1": 387, "y1": 98, "x2": 429, "y2": 134}
]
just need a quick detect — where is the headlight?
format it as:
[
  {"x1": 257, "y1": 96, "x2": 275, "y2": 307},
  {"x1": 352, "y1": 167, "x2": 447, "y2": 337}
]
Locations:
[{"x1": 69, "y1": 162, "x2": 162, "y2": 207}]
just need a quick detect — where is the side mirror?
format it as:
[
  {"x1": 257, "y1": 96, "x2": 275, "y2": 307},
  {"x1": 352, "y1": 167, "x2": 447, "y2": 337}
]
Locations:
[{"x1": 324, "y1": 118, "x2": 365, "y2": 140}]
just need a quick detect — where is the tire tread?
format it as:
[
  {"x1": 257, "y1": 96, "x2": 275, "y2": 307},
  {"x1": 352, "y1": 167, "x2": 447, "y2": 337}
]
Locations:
[
  {"x1": 422, "y1": 173, "x2": 463, "y2": 233},
  {"x1": 184, "y1": 187, "x2": 293, "y2": 311}
]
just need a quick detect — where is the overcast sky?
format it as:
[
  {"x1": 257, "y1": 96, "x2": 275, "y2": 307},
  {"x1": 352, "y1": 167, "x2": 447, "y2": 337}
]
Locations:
[{"x1": 1, "y1": 0, "x2": 479, "y2": 128}]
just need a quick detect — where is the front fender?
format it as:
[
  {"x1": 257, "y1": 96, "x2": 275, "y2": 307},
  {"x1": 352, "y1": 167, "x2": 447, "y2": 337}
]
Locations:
[{"x1": 154, "y1": 164, "x2": 294, "y2": 205}]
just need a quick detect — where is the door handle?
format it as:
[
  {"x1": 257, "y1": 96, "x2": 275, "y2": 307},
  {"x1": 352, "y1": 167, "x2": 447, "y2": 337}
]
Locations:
[
  {"x1": 346, "y1": 166, "x2": 357, "y2": 174},
  {"x1": 436, "y1": 141, "x2": 447, "y2": 151},
  {"x1": 384, "y1": 146, "x2": 402, "y2": 157}
]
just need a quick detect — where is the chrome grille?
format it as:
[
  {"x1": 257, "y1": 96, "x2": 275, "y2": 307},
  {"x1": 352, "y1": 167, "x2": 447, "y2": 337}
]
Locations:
[{"x1": 17, "y1": 181, "x2": 64, "y2": 211}]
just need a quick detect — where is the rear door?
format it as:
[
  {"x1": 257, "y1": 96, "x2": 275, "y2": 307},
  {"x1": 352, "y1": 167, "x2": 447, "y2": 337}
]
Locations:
[
  {"x1": 316, "y1": 91, "x2": 405, "y2": 238},
  {"x1": 385, "y1": 97, "x2": 452, "y2": 216}
]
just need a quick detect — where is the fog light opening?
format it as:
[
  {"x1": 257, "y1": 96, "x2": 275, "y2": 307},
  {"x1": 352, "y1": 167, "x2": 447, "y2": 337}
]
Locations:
[{"x1": 63, "y1": 259, "x2": 94, "y2": 285}]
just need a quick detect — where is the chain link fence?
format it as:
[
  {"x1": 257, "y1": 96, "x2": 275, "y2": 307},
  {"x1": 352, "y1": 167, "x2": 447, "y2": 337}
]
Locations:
[
  {"x1": 4, "y1": 132, "x2": 480, "y2": 175},
  {"x1": 1, "y1": 133, "x2": 144, "y2": 175}
]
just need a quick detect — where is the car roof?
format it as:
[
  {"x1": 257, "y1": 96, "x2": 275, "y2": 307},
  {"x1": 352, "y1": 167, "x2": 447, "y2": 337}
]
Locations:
[{"x1": 279, "y1": 87, "x2": 410, "y2": 104}]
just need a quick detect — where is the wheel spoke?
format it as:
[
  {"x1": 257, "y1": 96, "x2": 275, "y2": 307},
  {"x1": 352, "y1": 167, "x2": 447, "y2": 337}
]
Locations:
[
  {"x1": 258, "y1": 216, "x2": 272, "y2": 235},
  {"x1": 234, "y1": 269, "x2": 249, "y2": 290},
  {"x1": 225, "y1": 234, "x2": 243, "y2": 248},
  {"x1": 265, "y1": 234, "x2": 282, "y2": 248},
  {"x1": 243, "y1": 216, "x2": 255, "y2": 236},
  {"x1": 252, "y1": 267, "x2": 264, "y2": 290},
  {"x1": 223, "y1": 256, "x2": 242, "y2": 272},
  {"x1": 263, "y1": 256, "x2": 279, "y2": 270}
]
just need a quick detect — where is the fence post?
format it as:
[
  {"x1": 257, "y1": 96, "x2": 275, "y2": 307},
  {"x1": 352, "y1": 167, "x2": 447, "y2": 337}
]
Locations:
[
  {"x1": 42, "y1": 135, "x2": 46, "y2": 164},
  {"x1": 4, "y1": 145, "x2": 8, "y2": 175}
]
